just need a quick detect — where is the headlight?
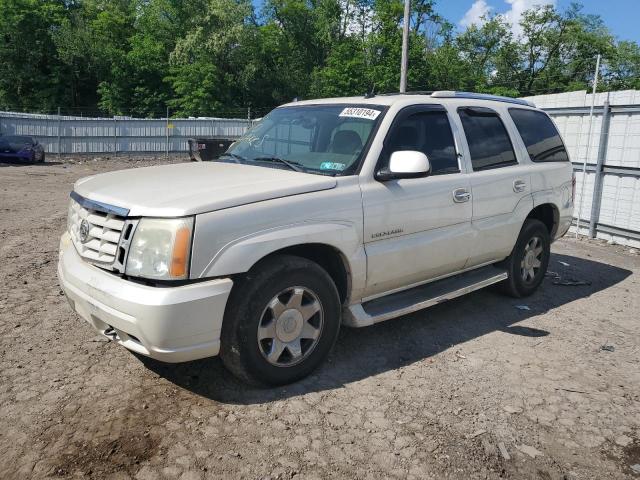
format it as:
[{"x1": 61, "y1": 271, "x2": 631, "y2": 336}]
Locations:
[{"x1": 125, "y1": 217, "x2": 194, "y2": 280}]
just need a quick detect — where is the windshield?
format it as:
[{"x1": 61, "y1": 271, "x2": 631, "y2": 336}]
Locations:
[{"x1": 222, "y1": 104, "x2": 385, "y2": 175}]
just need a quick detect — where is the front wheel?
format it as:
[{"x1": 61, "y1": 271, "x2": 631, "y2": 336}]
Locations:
[
  {"x1": 499, "y1": 219, "x2": 550, "y2": 298},
  {"x1": 220, "y1": 255, "x2": 341, "y2": 386}
]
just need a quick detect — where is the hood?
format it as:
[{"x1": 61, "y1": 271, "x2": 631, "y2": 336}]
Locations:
[{"x1": 73, "y1": 162, "x2": 337, "y2": 217}]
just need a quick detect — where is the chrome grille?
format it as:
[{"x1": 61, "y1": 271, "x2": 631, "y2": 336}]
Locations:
[{"x1": 68, "y1": 195, "x2": 128, "y2": 269}]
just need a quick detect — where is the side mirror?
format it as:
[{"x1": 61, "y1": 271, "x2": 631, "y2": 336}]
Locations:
[{"x1": 376, "y1": 150, "x2": 430, "y2": 181}]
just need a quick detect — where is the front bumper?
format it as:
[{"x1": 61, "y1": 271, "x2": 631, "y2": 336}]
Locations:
[
  {"x1": 57, "y1": 232, "x2": 233, "y2": 362},
  {"x1": 0, "y1": 151, "x2": 34, "y2": 161}
]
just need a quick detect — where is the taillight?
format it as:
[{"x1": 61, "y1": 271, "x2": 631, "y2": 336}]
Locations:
[{"x1": 571, "y1": 174, "x2": 576, "y2": 204}]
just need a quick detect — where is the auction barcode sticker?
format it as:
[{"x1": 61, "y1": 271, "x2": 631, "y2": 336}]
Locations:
[{"x1": 339, "y1": 107, "x2": 381, "y2": 120}]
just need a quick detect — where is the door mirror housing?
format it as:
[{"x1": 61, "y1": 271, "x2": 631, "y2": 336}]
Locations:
[{"x1": 376, "y1": 150, "x2": 431, "y2": 181}]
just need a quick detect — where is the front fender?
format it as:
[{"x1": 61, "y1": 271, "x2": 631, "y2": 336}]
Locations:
[{"x1": 196, "y1": 221, "x2": 363, "y2": 279}]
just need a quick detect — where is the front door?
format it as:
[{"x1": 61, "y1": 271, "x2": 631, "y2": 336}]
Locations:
[{"x1": 361, "y1": 105, "x2": 473, "y2": 298}]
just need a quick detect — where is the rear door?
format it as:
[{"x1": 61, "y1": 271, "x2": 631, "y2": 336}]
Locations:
[
  {"x1": 455, "y1": 106, "x2": 533, "y2": 266},
  {"x1": 361, "y1": 105, "x2": 473, "y2": 298}
]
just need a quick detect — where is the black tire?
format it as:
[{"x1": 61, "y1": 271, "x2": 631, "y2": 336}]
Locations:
[
  {"x1": 220, "y1": 254, "x2": 341, "y2": 386},
  {"x1": 498, "y1": 219, "x2": 550, "y2": 298}
]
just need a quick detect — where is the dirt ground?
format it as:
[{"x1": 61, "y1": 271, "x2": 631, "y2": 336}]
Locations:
[{"x1": 1, "y1": 154, "x2": 639, "y2": 480}]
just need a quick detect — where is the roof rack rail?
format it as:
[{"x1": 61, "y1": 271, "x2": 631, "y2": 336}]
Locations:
[
  {"x1": 377, "y1": 91, "x2": 434, "y2": 96},
  {"x1": 430, "y1": 91, "x2": 535, "y2": 107}
]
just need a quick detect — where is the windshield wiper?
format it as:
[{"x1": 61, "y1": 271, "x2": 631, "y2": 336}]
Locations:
[
  {"x1": 219, "y1": 152, "x2": 248, "y2": 163},
  {"x1": 252, "y1": 156, "x2": 305, "y2": 173}
]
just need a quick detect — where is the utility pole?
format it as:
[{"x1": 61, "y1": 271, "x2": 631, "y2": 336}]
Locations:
[
  {"x1": 575, "y1": 53, "x2": 601, "y2": 238},
  {"x1": 399, "y1": 0, "x2": 410, "y2": 93}
]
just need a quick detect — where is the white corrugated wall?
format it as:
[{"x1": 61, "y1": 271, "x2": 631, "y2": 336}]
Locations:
[
  {"x1": 0, "y1": 112, "x2": 250, "y2": 154},
  {"x1": 523, "y1": 90, "x2": 640, "y2": 247}
]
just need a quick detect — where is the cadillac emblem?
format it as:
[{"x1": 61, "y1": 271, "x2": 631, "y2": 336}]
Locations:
[{"x1": 79, "y1": 219, "x2": 90, "y2": 243}]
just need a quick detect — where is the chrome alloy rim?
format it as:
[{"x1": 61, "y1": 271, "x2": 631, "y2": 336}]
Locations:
[
  {"x1": 257, "y1": 286, "x2": 324, "y2": 367},
  {"x1": 521, "y1": 236, "x2": 543, "y2": 283}
]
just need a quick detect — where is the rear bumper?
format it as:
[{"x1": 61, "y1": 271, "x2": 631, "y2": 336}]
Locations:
[
  {"x1": 57, "y1": 232, "x2": 233, "y2": 362},
  {"x1": 555, "y1": 213, "x2": 573, "y2": 240}
]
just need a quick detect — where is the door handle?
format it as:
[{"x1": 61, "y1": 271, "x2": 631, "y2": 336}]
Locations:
[
  {"x1": 513, "y1": 179, "x2": 527, "y2": 193},
  {"x1": 453, "y1": 188, "x2": 471, "y2": 203}
]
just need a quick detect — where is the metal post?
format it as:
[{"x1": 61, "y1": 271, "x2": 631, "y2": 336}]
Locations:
[
  {"x1": 57, "y1": 107, "x2": 62, "y2": 159},
  {"x1": 247, "y1": 107, "x2": 251, "y2": 130},
  {"x1": 588, "y1": 93, "x2": 611, "y2": 238},
  {"x1": 113, "y1": 116, "x2": 118, "y2": 157},
  {"x1": 399, "y1": 0, "x2": 410, "y2": 93},
  {"x1": 165, "y1": 107, "x2": 169, "y2": 159},
  {"x1": 575, "y1": 53, "x2": 601, "y2": 238}
]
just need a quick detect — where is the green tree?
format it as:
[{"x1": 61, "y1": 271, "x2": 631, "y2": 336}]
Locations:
[
  {"x1": 1, "y1": 0, "x2": 639, "y2": 116},
  {"x1": 0, "y1": 0, "x2": 67, "y2": 111}
]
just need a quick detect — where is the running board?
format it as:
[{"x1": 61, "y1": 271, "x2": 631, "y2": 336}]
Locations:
[{"x1": 344, "y1": 265, "x2": 508, "y2": 327}]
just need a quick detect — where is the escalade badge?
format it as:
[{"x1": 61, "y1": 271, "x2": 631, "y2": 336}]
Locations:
[{"x1": 79, "y1": 219, "x2": 90, "y2": 243}]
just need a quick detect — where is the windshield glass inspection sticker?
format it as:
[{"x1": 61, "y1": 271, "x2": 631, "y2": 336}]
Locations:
[
  {"x1": 338, "y1": 107, "x2": 381, "y2": 120},
  {"x1": 320, "y1": 162, "x2": 346, "y2": 171}
]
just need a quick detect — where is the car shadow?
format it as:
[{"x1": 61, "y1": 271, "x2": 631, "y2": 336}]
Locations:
[{"x1": 139, "y1": 252, "x2": 632, "y2": 404}]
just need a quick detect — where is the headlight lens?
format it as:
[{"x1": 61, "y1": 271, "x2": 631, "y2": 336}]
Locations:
[{"x1": 125, "y1": 217, "x2": 194, "y2": 280}]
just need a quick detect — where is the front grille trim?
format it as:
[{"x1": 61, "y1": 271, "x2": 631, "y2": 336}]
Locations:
[
  {"x1": 68, "y1": 193, "x2": 130, "y2": 271},
  {"x1": 70, "y1": 191, "x2": 130, "y2": 217}
]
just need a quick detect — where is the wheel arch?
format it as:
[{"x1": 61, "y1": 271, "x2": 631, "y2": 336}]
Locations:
[
  {"x1": 248, "y1": 243, "x2": 352, "y2": 305},
  {"x1": 526, "y1": 203, "x2": 560, "y2": 239},
  {"x1": 195, "y1": 221, "x2": 365, "y2": 304}
]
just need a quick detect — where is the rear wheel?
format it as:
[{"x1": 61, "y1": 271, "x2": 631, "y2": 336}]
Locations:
[
  {"x1": 220, "y1": 255, "x2": 341, "y2": 386},
  {"x1": 499, "y1": 219, "x2": 550, "y2": 298}
]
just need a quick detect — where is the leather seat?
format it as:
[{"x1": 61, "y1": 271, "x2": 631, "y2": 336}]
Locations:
[{"x1": 330, "y1": 130, "x2": 362, "y2": 155}]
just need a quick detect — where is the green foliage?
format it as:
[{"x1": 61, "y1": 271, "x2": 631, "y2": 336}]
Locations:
[
  {"x1": 0, "y1": 0, "x2": 638, "y2": 116},
  {"x1": 0, "y1": 0, "x2": 67, "y2": 111}
]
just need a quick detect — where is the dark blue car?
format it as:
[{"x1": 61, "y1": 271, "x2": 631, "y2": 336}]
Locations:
[{"x1": 0, "y1": 135, "x2": 45, "y2": 162}]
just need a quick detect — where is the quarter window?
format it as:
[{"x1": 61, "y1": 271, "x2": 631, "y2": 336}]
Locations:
[
  {"x1": 458, "y1": 107, "x2": 517, "y2": 171},
  {"x1": 509, "y1": 108, "x2": 569, "y2": 162},
  {"x1": 386, "y1": 110, "x2": 459, "y2": 175}
]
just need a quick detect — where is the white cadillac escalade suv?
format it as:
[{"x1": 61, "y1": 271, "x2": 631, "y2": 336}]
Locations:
[{"x1": 58, "y1": 91, "x2": 574, "y2": 385}]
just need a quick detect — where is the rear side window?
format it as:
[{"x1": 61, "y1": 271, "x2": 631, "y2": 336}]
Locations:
[
  {"x1": 458, "y1": 107, "x2": 517, "y2": 171},
  {"x1": 509, "y1": 108, "x2": 569, "y2": 162}
]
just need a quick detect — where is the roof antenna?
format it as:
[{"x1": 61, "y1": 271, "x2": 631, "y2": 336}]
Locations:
[{"x1": 364, "y1": 86, "x2": 376, "y2": 99}]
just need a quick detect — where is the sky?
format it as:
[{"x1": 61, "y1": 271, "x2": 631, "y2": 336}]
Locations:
[
  {"x1": 450, "y1": 0, "x2": 639, "y2": 42},
  {"x1": 251, "y1": 1, "x2": 639, "y2": 43}
]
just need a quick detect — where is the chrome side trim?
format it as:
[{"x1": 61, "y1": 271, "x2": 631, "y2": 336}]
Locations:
[{"x1": 70, "y1": 191, "x2": 130, "y2": 217}]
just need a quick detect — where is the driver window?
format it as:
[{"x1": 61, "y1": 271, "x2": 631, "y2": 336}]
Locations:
[{"x1": 386, "y1": 111, "x2": 460, "y2": 175}]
